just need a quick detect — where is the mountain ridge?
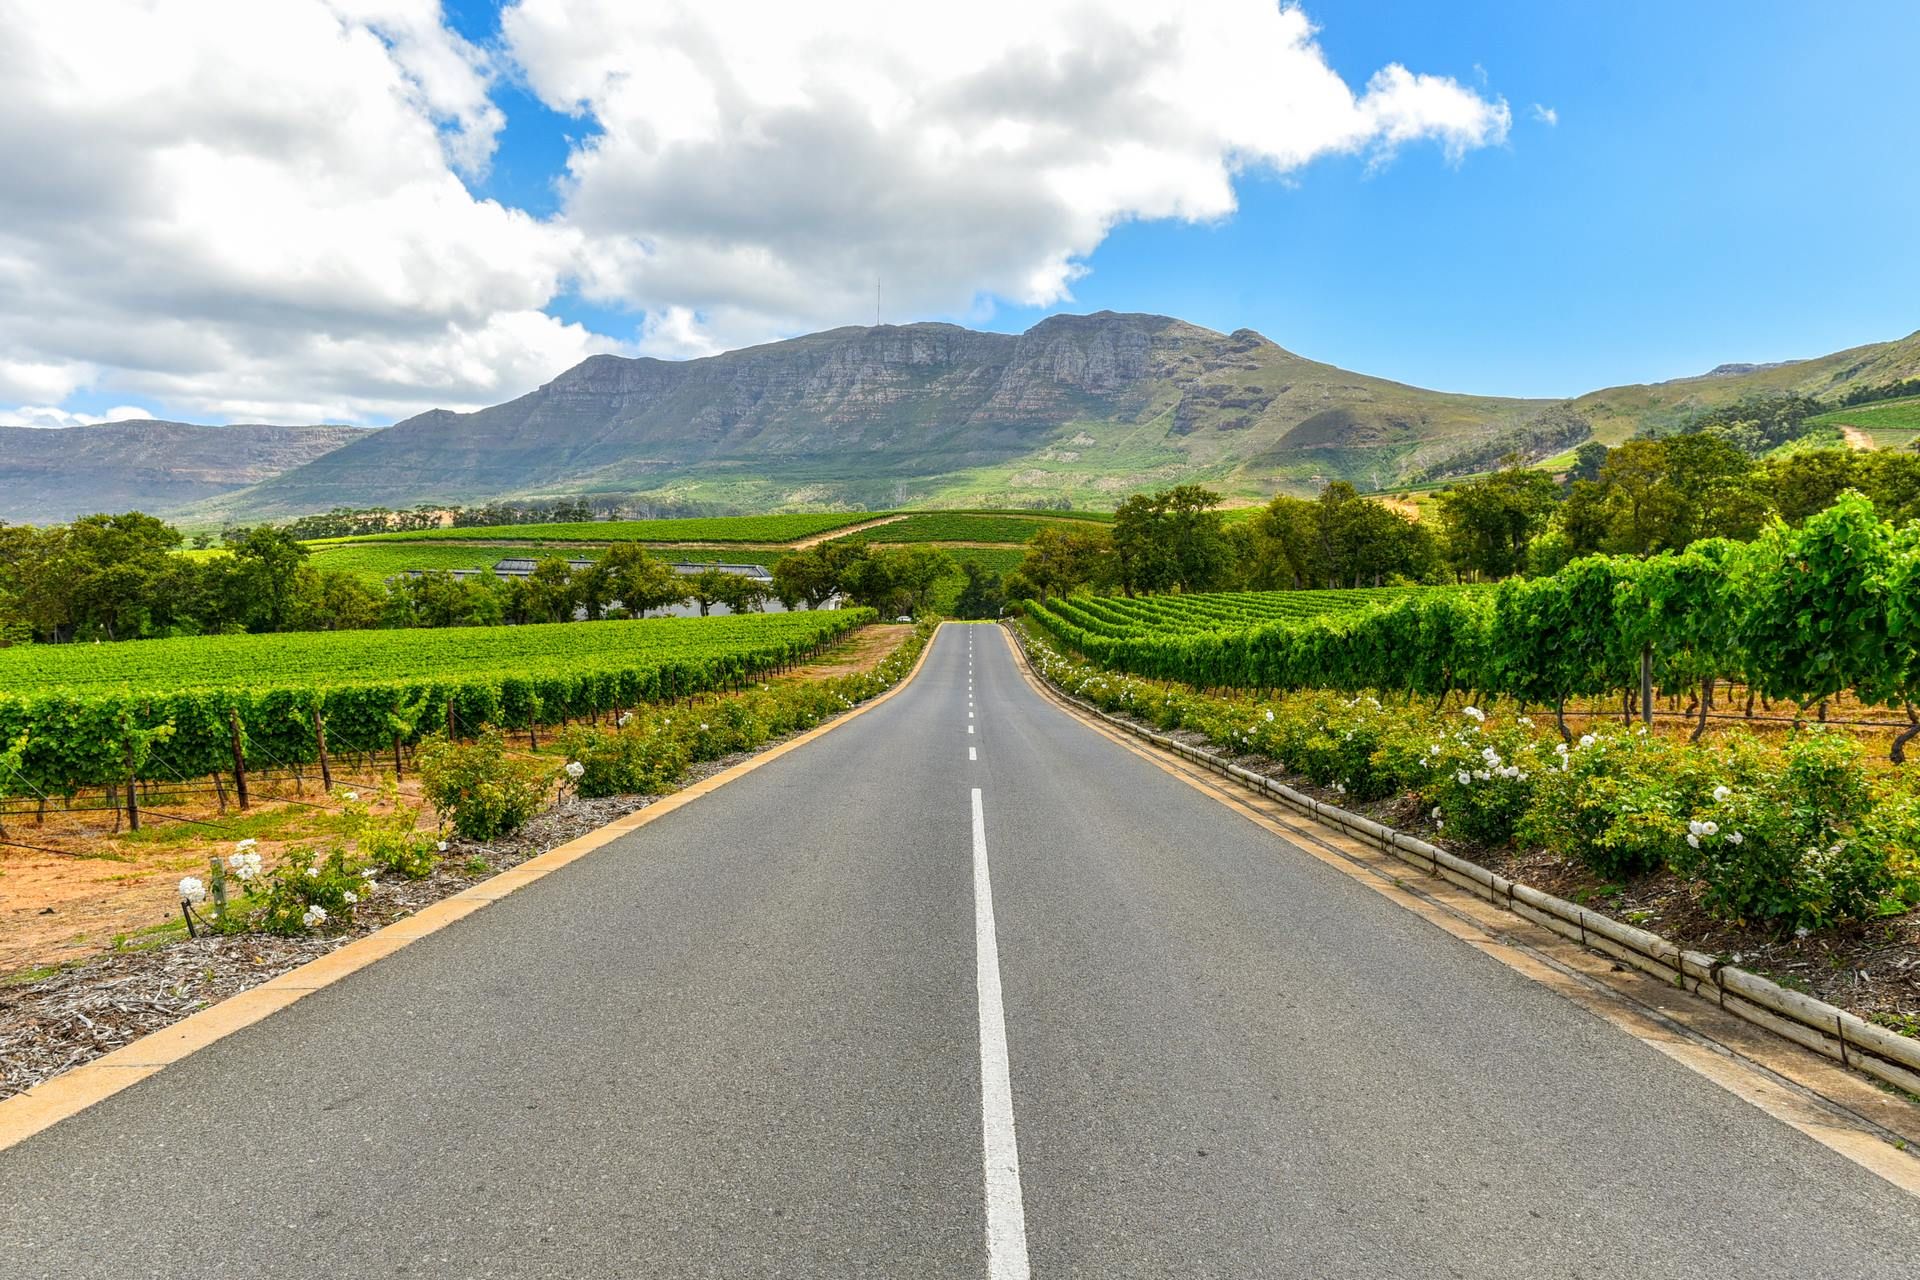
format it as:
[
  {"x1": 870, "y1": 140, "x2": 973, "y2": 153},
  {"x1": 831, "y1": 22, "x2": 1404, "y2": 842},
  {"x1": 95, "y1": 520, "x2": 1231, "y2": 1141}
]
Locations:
[
  {"x1": 0, "y1": 420, "x2": 370, "y2": 525},
  {"x1": 13, "y1": 315, "x2": 1920, "y2": 524}
]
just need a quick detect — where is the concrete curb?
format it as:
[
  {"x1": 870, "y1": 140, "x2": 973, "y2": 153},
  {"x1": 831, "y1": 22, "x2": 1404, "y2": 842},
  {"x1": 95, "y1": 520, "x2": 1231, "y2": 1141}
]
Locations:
[{"x1": 1006, "y1": 624, "x2": 1920, "y2": 1100}]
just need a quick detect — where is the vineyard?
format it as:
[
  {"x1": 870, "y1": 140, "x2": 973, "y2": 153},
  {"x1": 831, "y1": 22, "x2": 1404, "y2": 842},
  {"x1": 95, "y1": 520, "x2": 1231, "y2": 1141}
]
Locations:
[
  {"x1": 833, "y1": 512, "x2": 1105, "y2": 544},
  {"x1": 305, "y1": 543, "x2": 789, "y2": 584},
  {"x1": 1025, "y1": 495, "x2": 1920, "y2": 752},
  {"x1": 1037, "y1": 587, "x2": 1468, "y2": 638},
  {"x1": 306, "y1": 513, "x2": 885, "y2": 547},
  {"x1": 0, "y1": 610, "x2": 873, "y2": 796}
]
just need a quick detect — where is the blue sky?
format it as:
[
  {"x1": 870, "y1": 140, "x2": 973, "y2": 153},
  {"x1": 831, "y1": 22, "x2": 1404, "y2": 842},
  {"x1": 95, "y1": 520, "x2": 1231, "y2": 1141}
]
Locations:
[
  {"x1": 8, "y1": 1, "x2": 1919, "y2": 427},
  {"x1": 460, "y1": 0, "x2": 1920, "y2": 399}
]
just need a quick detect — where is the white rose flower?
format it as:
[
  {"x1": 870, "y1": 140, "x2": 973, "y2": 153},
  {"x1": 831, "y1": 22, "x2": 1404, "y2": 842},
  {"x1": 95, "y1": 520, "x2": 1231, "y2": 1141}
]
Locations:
[
  {"x1": 301, "y1": 904, "x2": 328, "y2": 928},
  {"x1": 1686, "y1": 833, "x2": 1700, "y2": 849},
  {"x1": 1457, "y1": 771, "x2": 1472, "y2": 785},
  {"x1": 1579, "y1": 734, "x2": 1596, "y2": 748},
  {"x1": 343, "y1": 891, "x2": 358, "y2": 905},
  {"x1": 1712, "y1": 785, "x2": 1732, "y2": 802},
  {"x1": 343, "y1": 791, "x2": 359, "y2": 803},
  {"x1": 178, "y1": 877, "x2": 206, "y2": 904},
  {"x1": 564, "y1": 761, "x2": 586, "y2": 780},
  {"x1": 1264, "y1": 710, "x2": 1274, "y2": 722},
  {"x1": 306, "y1": 865, "x2": 320, "y2": 878},
  {"x1": 1727, "y1": 831, "x2": 1744, "y2": 845},
  {"x1": 436, "y1": 841, "x2": 448, "y2": 853},
  {"x1": 1701, "y1": 821, "x2": 1719, "y2": 836},
  {"x1": 235, "y1": 838, "x2": 258, "y2": 853},
  {"x1": 1462, "y1": 706, "x2": 1485, "y2": 722}
]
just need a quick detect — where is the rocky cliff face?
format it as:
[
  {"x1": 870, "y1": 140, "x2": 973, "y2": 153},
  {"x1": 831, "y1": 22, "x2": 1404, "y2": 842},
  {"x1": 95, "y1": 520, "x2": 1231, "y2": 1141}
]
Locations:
[{"x1": 221, "y1": 311, "x2": 1563, "y2": 513}]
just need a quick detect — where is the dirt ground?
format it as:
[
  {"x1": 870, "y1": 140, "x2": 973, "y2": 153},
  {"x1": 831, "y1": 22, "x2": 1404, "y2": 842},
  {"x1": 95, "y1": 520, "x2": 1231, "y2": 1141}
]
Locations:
[
  {"x1": 0, "y1": 778, "x2": 432, "y2": 979},
  {"x1": 0, "y1": 623, "x2": 911, "y2": 980},
  {"x1": 784, "y1": 622, "x2": 913, "y2": 680}
]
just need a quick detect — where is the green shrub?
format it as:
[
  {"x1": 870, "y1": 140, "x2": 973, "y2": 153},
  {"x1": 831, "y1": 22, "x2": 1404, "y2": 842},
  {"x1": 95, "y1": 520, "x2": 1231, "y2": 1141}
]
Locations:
[
  {"x1": 258, "y1": 846, "x2": 370, "y2": 936},
  {"x1": 339, "y1": 786, "x2": 443, "y2": 879},
  {"x1": 1520, "y1": 728, "x2": 1709, "y2": 879},
  {"x1": 416, "y1": 729, "x2": 552, "y2": 841},
  {"x1": 556, "y1": 721, "x2": 690, "y2": 797},
  {"x1": 1679, "y1": 731, "x2": 1895, "y2": 929},
  {"x1": 1418, "y1": 710, "x2": 1543, "y2": 846}
]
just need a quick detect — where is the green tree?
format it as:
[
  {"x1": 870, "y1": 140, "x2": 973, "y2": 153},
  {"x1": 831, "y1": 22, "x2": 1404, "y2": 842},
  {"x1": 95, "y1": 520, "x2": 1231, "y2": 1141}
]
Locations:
[
  {"x1": 1016, "y1": 526, "x2": 1111, "y2": 598},
  {"x1": 952, "y1": 562, "x2": 1004, "y2": 619},
  {"x1": 1566, "y1": 441, "x2": 1608, "y2": 484},
  {"x1": 771, "y1": 542, "x2": 863, "y2": 610},
  {"x1": 229, "y1": 525, "x2": 310, "y2": 632},
  {"x1": 686, "y1": 567, "x2": 733, "y2": 616},
  {"x1": 1435, "y1": 464, "x2": 1559, "y2": 579},
  {"x1": 589, "y1": 544, "x2": 687, "y2": 618},
  {"x1": 1111, "y1": 485, "x2": 1231, "y2": 596},
  {"x1": 524, "y1": 556, "x2": 578, "y2": 623},
  {"x1": 886, "y1": 546, "x2": 955, "y2": 616},
  {"x1": 711, "y1": 571, "x2": 771, "y2": 615}
]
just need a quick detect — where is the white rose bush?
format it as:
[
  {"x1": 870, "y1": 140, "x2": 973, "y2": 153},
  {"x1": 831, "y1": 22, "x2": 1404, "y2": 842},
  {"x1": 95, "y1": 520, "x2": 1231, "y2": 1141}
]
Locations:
[{"x1": 1019, "y1": 624, "x2": 1920, "y2": 932}]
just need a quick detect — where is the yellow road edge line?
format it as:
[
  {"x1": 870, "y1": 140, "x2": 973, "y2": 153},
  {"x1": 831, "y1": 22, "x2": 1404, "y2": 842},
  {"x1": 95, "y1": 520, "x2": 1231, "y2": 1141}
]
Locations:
[
  {"x1": 997, "y1": 623, "x2": 1920, "y2": 1198},
  {"x1": 0, "y1": 623, "x2": 941, "y2": 1155}
]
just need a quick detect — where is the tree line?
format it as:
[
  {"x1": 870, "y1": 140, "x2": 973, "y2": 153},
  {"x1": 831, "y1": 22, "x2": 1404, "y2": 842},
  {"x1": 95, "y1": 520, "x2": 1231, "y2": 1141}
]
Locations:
[
  {"x1": 1000, "y1": 436, "x2": 1920, "y2": 602},
  {"x1": 0, "y1": 515, "x2": 970, "y2": 645}
]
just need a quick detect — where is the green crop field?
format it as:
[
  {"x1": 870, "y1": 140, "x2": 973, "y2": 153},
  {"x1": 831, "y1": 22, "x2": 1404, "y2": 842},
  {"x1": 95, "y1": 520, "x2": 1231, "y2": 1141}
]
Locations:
[
  {"x1": 307, "y1": 543, "x2": 787, "y2": 585},
  {"x1": 305, "y1": 512, "x2": 886, "y2": 548},
  {"x1": 0, "y1": 611, "x2": 863, "y2": 696},
  {"x1": 1809, "y1": 395, "x2": 1920, "y2": 448},
  {"x1": 842, "y1": 512, "x2": 1105, "y2": 545},
  {"x1": 0, "y1": 610, "x2": 875, "y2": 793},
  {"x1": 1034, "y1": 587, "x2": 1453, "y2": 640}
]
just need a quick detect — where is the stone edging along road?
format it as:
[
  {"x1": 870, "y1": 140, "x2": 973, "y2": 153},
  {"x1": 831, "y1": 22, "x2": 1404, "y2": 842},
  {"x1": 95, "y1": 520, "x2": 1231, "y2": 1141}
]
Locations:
[
  {"x1": 0, "y1": 625, "x2": 939, "y2": 1154},
  {"x1": 1002, "y1": 623, "x2": 1920, "y2": 1101}
]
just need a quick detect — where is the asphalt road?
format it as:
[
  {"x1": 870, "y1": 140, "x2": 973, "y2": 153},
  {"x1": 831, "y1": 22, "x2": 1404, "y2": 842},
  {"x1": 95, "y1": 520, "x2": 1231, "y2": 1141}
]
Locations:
[{"x1": 1, "y1": 622, "x2": 1915, "y2": 1278}]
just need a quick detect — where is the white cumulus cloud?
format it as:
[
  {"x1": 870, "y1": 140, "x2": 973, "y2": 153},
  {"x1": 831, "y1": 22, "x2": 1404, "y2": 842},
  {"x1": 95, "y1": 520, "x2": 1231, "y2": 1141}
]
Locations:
[
  {"x1": 508, "y1": 0, "x2": 1511, "y2": 354},
  {"x1": 0, "y1": 405, "x2": 154, "y2": 430},
  {"x1": 0, "y1": 0, "x2": 617, "y2": 426},
  {"x1": 0, "y1": 0, "x2": 1513, "y2": 424}
]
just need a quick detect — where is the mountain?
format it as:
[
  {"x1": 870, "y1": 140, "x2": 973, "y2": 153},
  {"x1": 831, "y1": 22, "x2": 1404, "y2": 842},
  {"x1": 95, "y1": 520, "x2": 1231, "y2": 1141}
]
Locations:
[
  {"x1": 1573, "y1": 330, "x2": 1920, "y2": 443},
  {"x1": 0, "y1": 421, "x2": 368, "y2": 525},
  {"x1": 211, "y1": 313, "x2": 1562, "y2": 517},
  {"x1": 24, "y1": 315, "x2": 1920, "y2": 523}
]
